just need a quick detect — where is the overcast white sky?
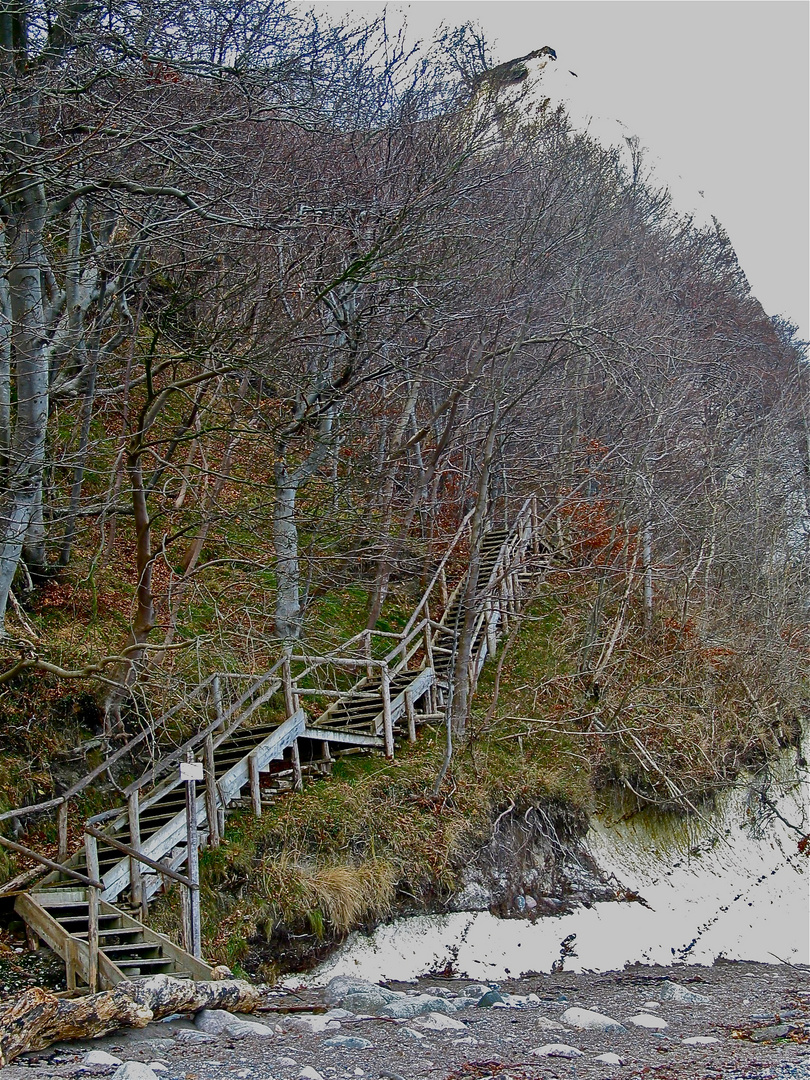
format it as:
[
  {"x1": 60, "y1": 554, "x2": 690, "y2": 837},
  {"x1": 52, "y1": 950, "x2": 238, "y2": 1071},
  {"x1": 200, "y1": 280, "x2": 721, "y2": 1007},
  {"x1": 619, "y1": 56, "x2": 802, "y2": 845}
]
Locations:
[{"x1": 307, "y1": 1, "x2": 809, "y2": 343}]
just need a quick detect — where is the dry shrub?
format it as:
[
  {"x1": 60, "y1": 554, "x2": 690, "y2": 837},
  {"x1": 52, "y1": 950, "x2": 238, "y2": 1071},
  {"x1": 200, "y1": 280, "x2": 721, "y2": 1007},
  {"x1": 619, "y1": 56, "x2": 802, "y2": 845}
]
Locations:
[{"x1": 258, "y1": 852, "x2": 395, "y2": 933}]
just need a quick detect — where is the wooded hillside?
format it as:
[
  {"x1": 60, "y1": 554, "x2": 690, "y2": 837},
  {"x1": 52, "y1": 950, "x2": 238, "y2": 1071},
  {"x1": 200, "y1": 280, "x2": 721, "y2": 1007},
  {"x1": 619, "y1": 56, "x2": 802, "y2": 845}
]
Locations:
[{"x1": 1, "y1": 1, "x2": 807, "y2": 816}]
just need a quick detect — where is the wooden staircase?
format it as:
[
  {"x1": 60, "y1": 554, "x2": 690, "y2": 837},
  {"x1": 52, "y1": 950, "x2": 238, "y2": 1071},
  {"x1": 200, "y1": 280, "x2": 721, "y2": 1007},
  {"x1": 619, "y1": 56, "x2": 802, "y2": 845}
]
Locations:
[{"x1": 5, "y1": 496, "x2": 544, "y2": 991}]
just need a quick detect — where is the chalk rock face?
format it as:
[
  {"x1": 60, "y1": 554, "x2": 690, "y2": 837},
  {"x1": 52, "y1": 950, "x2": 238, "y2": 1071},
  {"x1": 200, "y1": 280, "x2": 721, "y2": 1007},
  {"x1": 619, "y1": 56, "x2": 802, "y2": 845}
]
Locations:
[
  {"x1": 322, "y1": 975, "x2": 399, "y2": 1013},
  {"x1": 659, "y1": 980, "x2": 711, "y2": 1004},
  {"x1": 561, "y1": 1007, "x2": 627, "y2": 1033}
]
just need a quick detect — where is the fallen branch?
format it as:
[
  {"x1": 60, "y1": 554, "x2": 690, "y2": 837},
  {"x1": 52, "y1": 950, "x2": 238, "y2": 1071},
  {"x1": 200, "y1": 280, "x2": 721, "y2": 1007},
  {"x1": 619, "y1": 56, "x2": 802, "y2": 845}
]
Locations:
[{"x1": 0, "y1": 975, "x2": 267, "y2": 1066}]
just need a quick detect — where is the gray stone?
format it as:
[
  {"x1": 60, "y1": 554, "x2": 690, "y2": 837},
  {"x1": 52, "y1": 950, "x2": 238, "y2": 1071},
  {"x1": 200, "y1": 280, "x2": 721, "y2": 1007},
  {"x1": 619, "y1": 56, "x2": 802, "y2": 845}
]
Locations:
[
  {"x1": 477, "y1": 989, "x2": 505, "y2": 1007},
  {"x1": 659, "y1": 981, "x2": 711, "y2": 1004},
  {"x1": 536, "y1": 1016, "x2": 567, "y2": 1031},
  {"x1": 416, "y1": 1012, "x2": 467, "y2": 1031},
  {"x1": 459, "y1": 983, "x2": 492, "y2": 999},
  {"x1": 174, "y1": 1029, "x2": 217, "y2": 1043},
  {"x1": 595, "y1": 1052, "x2": 625, "y2": 1065},
  {"x1": 323, "y1": 1036, "x2": 373, "y2": 1050},
  {"x1": 380, "y1": 994, "x2": 456, "y2": 1019},
  {"x1": 195, "y1": 1009, "x2": 273, "y2": 1037},
  {"x1": 322, "y1": 976, "x2": 399, "y2": 1014},
  {"x1": 111, "y1": 1066, "x2": 160, "y2": 1080},
  {"x1": 82, "y1": 1051, "x2": 123, "y2": 1067},
  {"x1": 531, "y1": 1044, "x2": 584, "y2": 1059},
  {"x1": 750, "y1": 1024, "x2": 793, "y2": 1041},
  {"x1": 627, "y1": 1013, "x2": 668, "y2": 1029},
  {"x1": 682, "y1": 1036, "x2": 719, "y2": 1045},
  {"x1": 561, "y1": 1007, "x2": 626, "y2": 1033}
]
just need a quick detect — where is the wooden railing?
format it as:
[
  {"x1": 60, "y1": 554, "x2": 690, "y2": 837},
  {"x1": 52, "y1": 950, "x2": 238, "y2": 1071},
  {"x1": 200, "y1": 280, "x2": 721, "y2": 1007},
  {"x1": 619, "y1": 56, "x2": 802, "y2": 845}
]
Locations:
[{"x1": 1, "y1": 495, "x2": 543, "y2": 905}]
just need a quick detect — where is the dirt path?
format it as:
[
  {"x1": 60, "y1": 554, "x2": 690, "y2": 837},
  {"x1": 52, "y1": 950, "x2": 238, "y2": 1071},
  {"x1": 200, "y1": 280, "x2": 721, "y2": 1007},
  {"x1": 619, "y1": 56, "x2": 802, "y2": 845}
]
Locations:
[{"x1": 3, "y1": 961, "x2": 809, "y2": 1080}]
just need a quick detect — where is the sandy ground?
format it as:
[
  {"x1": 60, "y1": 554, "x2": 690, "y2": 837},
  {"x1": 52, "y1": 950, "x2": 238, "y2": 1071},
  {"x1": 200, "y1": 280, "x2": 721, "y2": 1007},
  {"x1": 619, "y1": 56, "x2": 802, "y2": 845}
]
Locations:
[{"x1": 3, "y1": 961, "x2": 809, "y2": 1080}]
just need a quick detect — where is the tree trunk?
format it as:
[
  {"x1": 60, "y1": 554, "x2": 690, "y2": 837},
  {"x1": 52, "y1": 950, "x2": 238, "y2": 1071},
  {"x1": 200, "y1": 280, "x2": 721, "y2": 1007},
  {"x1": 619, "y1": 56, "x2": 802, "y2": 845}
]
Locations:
[
  {"x1": 0, "y1": 139, "x2": 50, "y2": 630},
  {"x1": 273, "y1": 460, "x2": 302, "y2": 641}
]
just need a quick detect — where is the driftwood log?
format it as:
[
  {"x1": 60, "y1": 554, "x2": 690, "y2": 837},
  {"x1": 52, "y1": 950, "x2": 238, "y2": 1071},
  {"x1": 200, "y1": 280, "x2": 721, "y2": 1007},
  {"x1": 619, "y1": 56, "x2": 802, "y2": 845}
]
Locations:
[{"x1": 0, "y1": 975, "x2": 268, "y2": 1066}]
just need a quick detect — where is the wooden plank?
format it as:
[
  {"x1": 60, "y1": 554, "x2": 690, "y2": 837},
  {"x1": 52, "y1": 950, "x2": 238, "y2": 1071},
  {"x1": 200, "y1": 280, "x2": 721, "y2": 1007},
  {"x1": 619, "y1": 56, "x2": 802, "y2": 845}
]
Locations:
[{"x1": 302, "y1": 728, "x2": 384, "y2": 748}]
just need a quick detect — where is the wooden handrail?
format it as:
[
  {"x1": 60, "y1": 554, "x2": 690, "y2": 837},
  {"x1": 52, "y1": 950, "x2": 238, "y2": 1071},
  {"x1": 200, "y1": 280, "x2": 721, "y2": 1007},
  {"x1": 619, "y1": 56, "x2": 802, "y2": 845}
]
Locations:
[
  {"x1": 0, "y1": 835, "x2": 102, "y2": 889},
  {"x1": 84, "y1": 826, "x2": 193, "y2": 889},
  {"x1": 400, "y1": 507, "x2": 476, "y2": 638}
]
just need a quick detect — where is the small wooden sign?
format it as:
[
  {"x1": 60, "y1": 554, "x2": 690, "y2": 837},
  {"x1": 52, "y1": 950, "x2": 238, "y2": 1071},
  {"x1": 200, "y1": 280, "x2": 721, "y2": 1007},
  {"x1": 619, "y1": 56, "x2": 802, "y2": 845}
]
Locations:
[{"x1": 180, "y1": 761, "x2": 204, "y2": 782}]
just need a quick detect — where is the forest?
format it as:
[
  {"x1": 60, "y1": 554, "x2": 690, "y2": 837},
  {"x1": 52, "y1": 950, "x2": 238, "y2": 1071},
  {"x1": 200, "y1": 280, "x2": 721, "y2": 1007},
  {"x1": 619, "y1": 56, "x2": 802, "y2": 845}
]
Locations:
[{"x1": 0, "y1": 0, "x2": 808, "y2": 983}]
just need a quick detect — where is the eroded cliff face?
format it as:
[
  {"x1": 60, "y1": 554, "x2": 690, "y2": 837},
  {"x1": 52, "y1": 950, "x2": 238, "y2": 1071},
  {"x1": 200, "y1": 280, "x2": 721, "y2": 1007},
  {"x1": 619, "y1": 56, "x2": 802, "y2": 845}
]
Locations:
[
  {"x1": 246, "y1": 799, "x2": 619, "y2": 979},
  {"x1": 448, "y1": 800, "x2": 617, "y2": 918}
]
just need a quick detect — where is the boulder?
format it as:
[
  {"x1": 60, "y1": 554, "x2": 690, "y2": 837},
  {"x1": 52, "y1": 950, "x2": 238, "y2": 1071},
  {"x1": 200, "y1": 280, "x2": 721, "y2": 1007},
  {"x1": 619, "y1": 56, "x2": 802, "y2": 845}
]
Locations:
[
  {"x1": 595, "y1": 1052, "x2": 625, "y2": 1065},
  {"x1": 659, "y1": 981, "x2": 710, "y2": 1004},
  {"x1": 416, "y1": 1012, "x2": 467, "y2": 1031},
  {"x1": 323, "y1": 1035, "x2": 373, "y2": 1049},
  {"x1": 477, "y1": 990, "x2": 505, "y2": 1008},
  {"x1": 682, "y1": 1036, "x2": 719, "y2": 1045},
  {"x1": 380, "y1": 994, "x2": 456, "y2": 1019},
  {"x1": 531, "y1": 1044, "x2": 584, "y2": 1059},
  {"x1": 628, "y1": 1013, "x2": 668, "y2": 1030},
  {"x1": 82, "y1": 1050, "x2": 123, "y2": 1067},
  {"x1": 195, "y1": 1009, "x2": 274, "y2": 1037},
  {"x1": 111, "y1": 1066, "x2": 160, "y2": 1080},
  {"x1": 561, "y1": 1007, "x2": 626, "y2": 1034},
  {"x1": 321, "y1": 976, "x2": 399, "y2": 1014}
]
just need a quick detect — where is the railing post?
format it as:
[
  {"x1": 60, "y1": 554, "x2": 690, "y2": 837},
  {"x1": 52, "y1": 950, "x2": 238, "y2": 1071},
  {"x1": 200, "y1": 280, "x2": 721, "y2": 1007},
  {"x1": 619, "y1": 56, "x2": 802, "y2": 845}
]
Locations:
[
  {"x1": 438, "y1": 566, "x2": 448, "y2": 610},
  {"x1": 290, "y1": 739, "x2": 303, "y2": 792},
  {"x1": 404, "y1": 690, "x2": 416, "y2": 744},
  {"x1": 127, "y1": 790, "x2": 143, "y2": 914},
  {"x1": 183, "y1": 753, "x2": 202, "y2": 960},
  {"x1": 362, "y1": 629, "x2": 373, "y2": 680},
  {"x1": 380, "y1": 662, "x2": 394, "y2": 759},
  {"x1": 211, "y1": 675, "x2": 224, "y2": 729},
  {"x1": 248, "y1": 752, "x2": 262, "y2": 817},
  {"x1": 321, "y1": 740, "x2": 333, "y2": 775},
  {"x1": 84, "y1": 832, "x2": 100, "y2": 993},
  {"x1": 204, "y1": 734, "x2": 220, "y2": 848},
  {"x1": 57, "y1": 801, "x2": 69, "y2": 863},
  {"x1": 282, "y1": 658, "x2": 299, "y2": 718}
]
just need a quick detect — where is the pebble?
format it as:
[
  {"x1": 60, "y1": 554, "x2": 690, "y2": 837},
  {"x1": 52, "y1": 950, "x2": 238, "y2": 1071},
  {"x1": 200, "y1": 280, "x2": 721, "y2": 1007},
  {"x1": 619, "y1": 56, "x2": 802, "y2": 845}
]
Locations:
[
  {"x1": 276, "y1": 1058, "x2": 298, "y2": 1067},
  {"x1": 299, "y1": 1069, "x2": 325, "y2": 1080},
  {"x1": 561, "y1": 1006, "x2": 627, "y2": 1033},
  {"x1": 531, "y1": 1043, "x2": 585, "y2": 1058},
  {"x1": 628, "y1": 1013, "x2": 669, "y2": 1029},
  {"x1": 595, "y1": 1053, "x2": 625, "y2": 1065}
]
